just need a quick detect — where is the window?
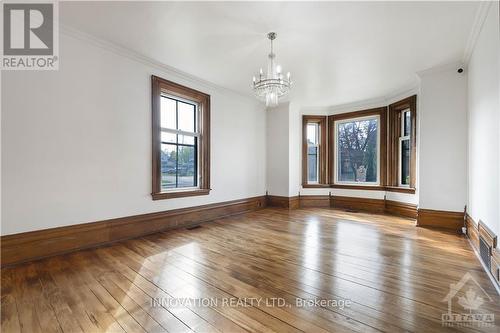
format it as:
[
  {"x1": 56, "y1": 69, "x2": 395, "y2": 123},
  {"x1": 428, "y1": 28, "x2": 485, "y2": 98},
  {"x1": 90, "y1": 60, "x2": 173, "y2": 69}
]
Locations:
[
  {"x1": 334, "y1": 115, "x2": 380, "y2": 184},
  {"x1": 307, "y1": 123, "x2": 319, "y2": 182},
  {"x1": 152, "y1": 76, "x2": 210, "y2": 200},
  {"x1": 302, "y1": 116, "x2": 327, "y2": 186},
  {"x1": 302, "y1": 98, "x2": 416, "y2": 192},
  {"x1": 160, "y1": 96, "x2": 198, "y2": 189},
  {"x1": 329, "y1": 107, "x2": 387, "y2": 189},
  {"x1": 399, "y1": 109, "x2": 411, "y2": 186},
  {"x1": 388, "y1": 95, "x2": 416, "y2": 192}
]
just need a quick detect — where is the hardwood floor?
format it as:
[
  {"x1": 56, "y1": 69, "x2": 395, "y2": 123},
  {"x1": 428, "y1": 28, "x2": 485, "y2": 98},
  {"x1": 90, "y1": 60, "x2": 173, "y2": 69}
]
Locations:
[{"x1": 2, "y1": 207, "x2": 499, "y2": 332}]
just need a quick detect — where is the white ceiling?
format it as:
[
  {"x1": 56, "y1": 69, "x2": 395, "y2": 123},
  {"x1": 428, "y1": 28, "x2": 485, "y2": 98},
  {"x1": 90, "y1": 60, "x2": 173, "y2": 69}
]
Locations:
[{"x1": 60, "y1": 1, "x2": 479, "y2": 107}]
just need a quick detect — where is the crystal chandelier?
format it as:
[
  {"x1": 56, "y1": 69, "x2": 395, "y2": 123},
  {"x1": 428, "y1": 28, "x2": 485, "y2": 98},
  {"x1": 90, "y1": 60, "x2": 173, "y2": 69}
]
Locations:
[{"x1": 252, "y1": 32, "x2": 292, "y2": 107}]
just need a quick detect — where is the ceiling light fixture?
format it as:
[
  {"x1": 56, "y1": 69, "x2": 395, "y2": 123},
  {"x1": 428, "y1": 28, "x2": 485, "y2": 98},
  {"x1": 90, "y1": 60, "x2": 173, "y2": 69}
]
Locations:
[{"x1": 252, "y1": 32, "x2": 292, "y2": 108}]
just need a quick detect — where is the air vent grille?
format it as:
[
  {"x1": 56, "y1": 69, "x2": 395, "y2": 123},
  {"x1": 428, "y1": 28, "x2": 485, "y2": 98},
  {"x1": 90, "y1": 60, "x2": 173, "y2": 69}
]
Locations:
[{"x1": 479, "y1": 236, "x2": 491, "y2": 271}]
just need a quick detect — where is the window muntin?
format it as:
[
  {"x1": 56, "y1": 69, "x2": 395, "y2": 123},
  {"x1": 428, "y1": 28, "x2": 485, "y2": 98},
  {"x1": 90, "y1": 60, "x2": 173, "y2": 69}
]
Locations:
[
  {"x1": 334, "y1": 115, "x2": 380, "y2": 185},
  {"x1": 307, "y1": 123, "x2": 319, "y2": 183},
  {"x1": 160, "y1": 95, "x2": 198, "y2": 190},
  {"x1": 399, "y1": 109, "x2": 411, "y2": 186}
]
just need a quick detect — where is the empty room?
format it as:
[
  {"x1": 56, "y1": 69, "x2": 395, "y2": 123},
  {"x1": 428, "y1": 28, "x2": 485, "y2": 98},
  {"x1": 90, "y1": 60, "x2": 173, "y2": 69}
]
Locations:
[{"x1": 1, "y1": 1, "x2": 500, "y2": 332}]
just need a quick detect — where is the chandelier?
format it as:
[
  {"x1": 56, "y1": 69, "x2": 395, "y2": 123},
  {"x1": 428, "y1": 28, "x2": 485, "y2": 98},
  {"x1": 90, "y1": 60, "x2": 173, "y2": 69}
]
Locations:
[{"x1": 252, "y1": 32, "x2": 292, "y2": 107}]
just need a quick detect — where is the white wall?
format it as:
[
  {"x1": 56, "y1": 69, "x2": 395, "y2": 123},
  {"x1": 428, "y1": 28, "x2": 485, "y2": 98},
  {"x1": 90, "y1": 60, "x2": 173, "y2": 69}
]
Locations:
[
  {"x1": 467, "y1": 2, "x2": 500, "y2": 237},
  {"x1": 266, "y1": 102, "x2": 290, "y2": 197},
  {"x1": 1, "y1": 32, "x2": 266, "y2": 235},
  {"x1": 288, "y1": 102, "x2": 301, "y2": 197},
  {"x1": 418, "y1": 66, "x2": 467, "y2": 212}
]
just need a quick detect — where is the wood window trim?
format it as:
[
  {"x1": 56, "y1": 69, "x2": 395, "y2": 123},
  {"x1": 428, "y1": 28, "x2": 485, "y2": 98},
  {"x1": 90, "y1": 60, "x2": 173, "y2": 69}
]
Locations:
[
  {"x1": 302, "y1": 115, "x2": 328, "y2": 186},
  {"x1": 329, "y1": 107, "x2": 387, "y2": 187},
  {"x1": 388, "y1": 95, "x2": 417, "y2": 191},
  {"x1": 151, "y1": 75, "x2": 210, "y2": 200}
]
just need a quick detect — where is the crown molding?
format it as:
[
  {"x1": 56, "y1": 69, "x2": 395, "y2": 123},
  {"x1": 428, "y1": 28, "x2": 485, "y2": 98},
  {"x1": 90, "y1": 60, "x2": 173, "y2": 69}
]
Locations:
[
  {"x1": 311, "y1": 80, "x2": 419, "y2": 115},
  {"x1": 327, "y1": 95, "x2": 388, "y2": 115},
  {"x1": 59, "y1": 24, "x2": 257, "y2": 103},
  {"x1": 416, "y1": 60, "x2": 463, "y2": 78},
  {"x1": 463, "y1": 1, "x2": 493, "y2": 65}
]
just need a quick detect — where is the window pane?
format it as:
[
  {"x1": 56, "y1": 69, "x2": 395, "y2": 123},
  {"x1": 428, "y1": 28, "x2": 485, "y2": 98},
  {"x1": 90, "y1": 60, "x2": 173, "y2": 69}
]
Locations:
[
  {"x1": 161, "y1": 143, "x2": 177, "y2": 189},
  {"x1": 161, "y1": 97, "x2": 176, "y2": 129},
  {"x1": 401, "y1": 139, "x2": 410, "y2": 185},
  {"x1": 336, "y1": 118, "x2": 378, "y2": 183},
  {"x1": 178, "y1": 134, "x2": 195, "y2": 145},
  {"x1": 161, "y1": 131, "x2": 176, "y2": 143},
  {"x1": 307, "y1": 123, "x2": 318, "y2": 145},
  {"x1": 307, "y1": 146, "x2": 318, "y2": 182},
  {"x1": 403, "y1": 110, "x2": 411, "y2": 136},
  {"x1": 177, "y1": 145, "x2": 196, "y2": 187},
  {"x1": 178, "y1": 101, "x2": 196, "y2": 133}
]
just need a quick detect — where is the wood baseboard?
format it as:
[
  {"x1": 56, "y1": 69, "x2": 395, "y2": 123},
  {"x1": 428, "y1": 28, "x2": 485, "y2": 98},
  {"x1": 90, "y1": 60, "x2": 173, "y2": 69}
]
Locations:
[
  {"x1": 299, "y1": 195, "x2": 331, "y2": 208},
  {"x1": 274, "y1": 194, "x2": 417, "y2": 219},
  {"x1": 331, "y1": 195, "x2": 386, "y2": 214},
  {"x1": 385, "y1": 200, "x2": 417, "y2": 219},
  {"x1": 1, "y1": 196, "x2": 266, "y2": 267},
  {"x1": 266, "y1": 195, "x2": 299, "y2": 209},
  {"x1": 466, "y1": 213, "x2": 500, "y2": 288},
  {"x1": 416, "y1": 208, "x2": 463, "y2": 231}
]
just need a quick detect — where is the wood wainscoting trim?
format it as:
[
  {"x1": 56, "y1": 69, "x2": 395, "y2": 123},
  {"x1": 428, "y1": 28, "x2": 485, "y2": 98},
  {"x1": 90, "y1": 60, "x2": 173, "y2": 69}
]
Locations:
[
  {"x1": 466, "y1": 213, "x2": 500, "y2": 289},
  {"x1": 299, "y1": 195, "x2": 331, "y2": 208},
  {"x1": 266, "y1": 195, "x2": 300, "y2": 209},
  {"x1": 292, "y1": 195, "x2": 417, "y2": 218},
  {"x1": 385, "y1": 200, "x2": 418, "y2": 219},
  {"x1": 479, "y1": 221, "x2": 498, "y2": 249},
  {"x1": 417, "y1": 208, "x2": 464, "y2": 231},
  {"x1": 331, "y1": 195, "x2": 385, "y2": 214},
  {"x1": 1, "y1": 196, "x2": 266, "y2": 267}
]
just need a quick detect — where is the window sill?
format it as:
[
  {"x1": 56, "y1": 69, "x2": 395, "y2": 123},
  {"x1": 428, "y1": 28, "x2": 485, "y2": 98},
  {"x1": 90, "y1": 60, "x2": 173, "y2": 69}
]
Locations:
[
  {"x1": 385, "y1": 186, "x2": 416, "y2": 194},
  {"x1": 331, "y1": 184, "x2": 385, "y2": 191},
  {"x1": 302, "y1": 184, "x2": 331, "y2": 188},
  {"x1": 152, "y1": 188, "x2": 210, "y2": 200}
]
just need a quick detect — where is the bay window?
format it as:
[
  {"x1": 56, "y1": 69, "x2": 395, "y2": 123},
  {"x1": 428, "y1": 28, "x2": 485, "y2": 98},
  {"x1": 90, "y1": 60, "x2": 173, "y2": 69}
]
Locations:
[{"x1": 302, "y1": 97, "x2": 416, "y2": 192}]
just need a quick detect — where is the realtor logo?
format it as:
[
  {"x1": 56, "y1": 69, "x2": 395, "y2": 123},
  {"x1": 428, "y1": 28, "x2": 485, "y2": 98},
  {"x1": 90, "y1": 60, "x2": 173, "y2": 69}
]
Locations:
[
  {"x1": 442, "y1": 272, "x2": 495, "y2": 328},
  {"x1": 1, "y1": 1, "x2": 59, "y2": 69}
]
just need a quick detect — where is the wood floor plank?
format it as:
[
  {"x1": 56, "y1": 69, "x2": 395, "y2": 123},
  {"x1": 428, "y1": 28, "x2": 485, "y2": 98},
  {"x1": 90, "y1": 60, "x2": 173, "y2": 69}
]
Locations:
[
  {"x1": 94, "y1": 246, "x2": 228, "y2": 333},
  {"x1": 43, "y1": 256, "x2": 125, "y2": 333},
  {"x1": 113, "y1": 243, "x2": 300, "y2": 333},
  {"x1": 1, "y1": 269, "x2": 21, "y2": 333},
  {"x1": 2, "y1": 207, "x2": 500, "y2": 332},
  {"x1": 69, "y1": 252, "x2": 149, "y2": 333}
]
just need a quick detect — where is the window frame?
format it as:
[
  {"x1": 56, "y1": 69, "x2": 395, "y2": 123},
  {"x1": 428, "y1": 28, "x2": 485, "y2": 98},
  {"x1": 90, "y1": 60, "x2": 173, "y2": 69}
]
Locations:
[
  {"x1": 160, "y1": 95, "x2": 199, "y2": 190},
  {"x1": 329, "y1": 107, "x2": 387, "y2": 190},
  {"x1": 333, "y1": 114, "x2": 381, "y2": 186},
  {"x1": 302, "y1": 115, "x2": 328, "y2": 187},
  {"x1": 307, "y1": 122, "x2": 320, "y2": 184},
  {"x1": 151, "y1": 75, "x2": 210, "y2": 200},
  {"x1": 398, "y1": 109, "x2": 411, "y2": 187},
  {"x1": 387, "y1": 95, "x2": 416, "y2": 193}
]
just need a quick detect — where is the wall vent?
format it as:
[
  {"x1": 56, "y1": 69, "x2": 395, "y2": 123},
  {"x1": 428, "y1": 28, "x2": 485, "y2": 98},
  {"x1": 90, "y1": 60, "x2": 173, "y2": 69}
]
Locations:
[{"x1": 479, "y1": 236, "x2": 491, "y2": 271}]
